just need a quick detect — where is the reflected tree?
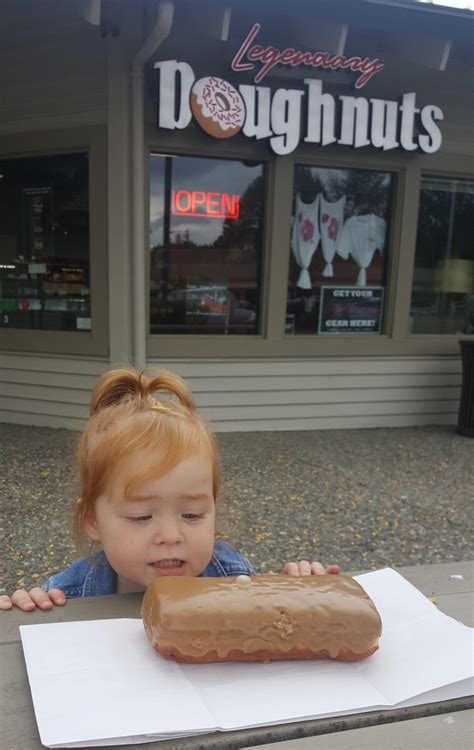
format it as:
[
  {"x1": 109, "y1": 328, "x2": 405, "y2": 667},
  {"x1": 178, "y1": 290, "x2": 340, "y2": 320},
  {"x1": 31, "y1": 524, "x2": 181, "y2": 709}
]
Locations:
[
  {"x1": 213, "y1": 175, "x2": 264, "y2": 256},
  {"x1": 327, "y1": 169, "x2": 391, "y2": 219}
]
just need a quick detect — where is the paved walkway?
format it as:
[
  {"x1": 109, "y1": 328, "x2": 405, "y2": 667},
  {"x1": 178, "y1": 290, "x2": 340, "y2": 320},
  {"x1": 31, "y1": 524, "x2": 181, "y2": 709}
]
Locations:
[{"x1": 1, "y1": 423, "x2": 472, "y2": 594}]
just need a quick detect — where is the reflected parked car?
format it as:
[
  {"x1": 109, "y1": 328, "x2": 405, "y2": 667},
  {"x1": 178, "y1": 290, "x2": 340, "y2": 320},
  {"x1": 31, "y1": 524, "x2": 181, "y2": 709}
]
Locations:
[{"x1": 166, "y1": 285, "x2": 256, "y2": 325}]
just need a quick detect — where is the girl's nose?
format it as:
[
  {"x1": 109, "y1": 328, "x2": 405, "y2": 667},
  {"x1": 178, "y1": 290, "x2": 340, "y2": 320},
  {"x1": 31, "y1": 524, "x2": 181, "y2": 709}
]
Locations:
[{"x1": 152, "y1": 518, "x2": 183, "y2": 546}]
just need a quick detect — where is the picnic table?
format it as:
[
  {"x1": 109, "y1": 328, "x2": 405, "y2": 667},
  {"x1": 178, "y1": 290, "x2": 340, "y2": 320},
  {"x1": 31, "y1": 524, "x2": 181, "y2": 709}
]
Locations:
[{"x1": 1, "y1": 560, "x2": 473, "y2": 750}]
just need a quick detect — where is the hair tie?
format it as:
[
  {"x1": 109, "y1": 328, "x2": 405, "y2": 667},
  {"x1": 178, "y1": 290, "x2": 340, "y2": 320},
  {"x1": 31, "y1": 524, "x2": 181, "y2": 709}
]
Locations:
[{"x1": 150, "y1": 401, "x2": 170, "y2": 413}]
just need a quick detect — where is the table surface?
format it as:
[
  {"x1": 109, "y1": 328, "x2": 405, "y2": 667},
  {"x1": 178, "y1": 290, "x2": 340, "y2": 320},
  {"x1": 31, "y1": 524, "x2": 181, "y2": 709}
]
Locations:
[{"x1": 1, "y1": 561, "x2": 473, "y2": 750}]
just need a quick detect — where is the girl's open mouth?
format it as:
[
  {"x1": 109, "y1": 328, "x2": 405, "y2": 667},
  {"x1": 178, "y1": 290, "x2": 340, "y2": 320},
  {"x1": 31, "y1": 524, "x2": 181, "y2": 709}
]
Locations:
[{"x1": 149, "y1": 560, "x2": 186, "y2": 575}]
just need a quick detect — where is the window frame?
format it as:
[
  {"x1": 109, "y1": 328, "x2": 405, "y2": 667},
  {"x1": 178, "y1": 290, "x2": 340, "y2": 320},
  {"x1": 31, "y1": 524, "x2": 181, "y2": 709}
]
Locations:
[
  {"x1": 286, "y1": 160, "x2": 396, "y2": 339},
  {"x1": 408, "y1": 169, "x2": 474, "y2": 338},
  {"x1": 146, "y1": 140, "x2": 274, "y2": 357},
  {"x1": 147, "y1": 150, "x2": 267, "y2": 338},
  {"x1": 0, "y1": 127, "x2": 108, "y2": 356}
]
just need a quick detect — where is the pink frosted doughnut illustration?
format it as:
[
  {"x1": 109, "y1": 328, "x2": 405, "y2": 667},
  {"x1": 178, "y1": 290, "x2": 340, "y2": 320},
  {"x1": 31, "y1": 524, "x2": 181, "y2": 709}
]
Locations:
[{"x1": 191, "y1": 76, "x2": 245, "y2": 139}]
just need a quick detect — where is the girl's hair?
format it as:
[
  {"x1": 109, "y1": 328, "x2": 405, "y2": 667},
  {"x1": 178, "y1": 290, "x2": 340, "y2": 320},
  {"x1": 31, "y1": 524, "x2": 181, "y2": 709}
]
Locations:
[{"x1": 73, "y1": 368, "x2": 219, "y2": 551}]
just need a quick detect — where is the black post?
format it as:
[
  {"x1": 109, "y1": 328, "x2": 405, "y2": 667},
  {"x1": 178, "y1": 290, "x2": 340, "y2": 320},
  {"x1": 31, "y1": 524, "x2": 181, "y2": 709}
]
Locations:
[
  {"x1": 457, "y1": 339, "x2": 474, "y2": 437},
  {"x1": 161, "y1": 156, "x2": 172, "y2": 291}
]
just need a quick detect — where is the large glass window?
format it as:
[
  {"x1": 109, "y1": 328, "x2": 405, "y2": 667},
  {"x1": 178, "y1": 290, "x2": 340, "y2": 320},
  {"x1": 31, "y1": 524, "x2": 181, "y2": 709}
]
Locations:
[
  {"x1": 410, "y1": 176, "x2": 474, "y2": 335},
  {"x1": 286, "y1": 165, "x2": 393, "y2": 335},
  {"x1": 149, "y1": 154, "x2": 264, "y2": 335},
  {"x1": 0, "y1": 152, "x2": 90, "y2": 331}
]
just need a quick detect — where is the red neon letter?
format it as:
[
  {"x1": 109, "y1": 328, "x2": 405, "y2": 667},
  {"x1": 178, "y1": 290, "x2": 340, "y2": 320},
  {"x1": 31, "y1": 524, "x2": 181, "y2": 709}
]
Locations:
[
  {"x1": 231, "y1": 23, "x2": 260, "y2": 73},
  {"x1": 222, "y1": 193, "x2": 240, "y2": 219},
  {"x1": 191, "y1": 191, "x2": 206, "y2": 213},
  {"x1": 232, "y1": 195, "x2": 240, "y2": 219},
  {"x1": 175, "y1": 190, "x2": 191, "y2": 213},
  {"x1": 206, "y1": 192, "x2": 221, "y2": 215}
]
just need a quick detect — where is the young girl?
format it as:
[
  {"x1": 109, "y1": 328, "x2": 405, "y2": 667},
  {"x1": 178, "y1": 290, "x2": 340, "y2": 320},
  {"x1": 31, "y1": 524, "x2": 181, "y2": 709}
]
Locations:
[{"x1": 0, "y1": 368, "x2": 339, "y2": 611}]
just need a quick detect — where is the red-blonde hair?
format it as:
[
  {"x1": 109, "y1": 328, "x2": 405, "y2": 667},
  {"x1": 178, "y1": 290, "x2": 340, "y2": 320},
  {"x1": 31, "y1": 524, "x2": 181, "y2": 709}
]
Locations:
[{"x1": 73, "y1": 368, "x2": 220, "y2": 551}]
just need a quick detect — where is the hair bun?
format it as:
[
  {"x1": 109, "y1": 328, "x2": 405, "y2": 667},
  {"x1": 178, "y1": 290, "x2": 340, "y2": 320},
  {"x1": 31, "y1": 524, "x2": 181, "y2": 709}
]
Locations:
[
  {"x1": 90, "y1": 369, "x2": 146, "y2": 415},
  {"x1": 148, "y1": 371, "x2": 195, "y2": 411},
  {"x1": 90, "y1": 368, "x2": 195, "y2": 416}
]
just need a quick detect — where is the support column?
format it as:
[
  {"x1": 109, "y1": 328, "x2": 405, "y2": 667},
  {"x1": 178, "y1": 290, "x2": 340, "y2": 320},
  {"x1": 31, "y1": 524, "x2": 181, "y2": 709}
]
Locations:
[{"x1": 106, "y1": 26, "x2": 135, "y2": 367}]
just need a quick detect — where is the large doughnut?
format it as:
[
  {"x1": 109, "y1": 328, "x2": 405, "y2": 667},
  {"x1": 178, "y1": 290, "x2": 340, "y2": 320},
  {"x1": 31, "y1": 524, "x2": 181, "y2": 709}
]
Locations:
[
  {"x1": 190, "y1": 76, "x2": 245, "y2": 139},
  {"x1": 142, "y1": 574, "x2": 382, "y2": 664}
]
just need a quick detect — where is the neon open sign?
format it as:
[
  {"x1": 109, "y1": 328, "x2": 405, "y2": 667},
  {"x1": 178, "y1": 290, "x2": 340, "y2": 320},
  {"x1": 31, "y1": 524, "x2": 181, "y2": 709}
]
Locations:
[{"x1": 171, "y1": 190, "x2": 240, "y2": 219}]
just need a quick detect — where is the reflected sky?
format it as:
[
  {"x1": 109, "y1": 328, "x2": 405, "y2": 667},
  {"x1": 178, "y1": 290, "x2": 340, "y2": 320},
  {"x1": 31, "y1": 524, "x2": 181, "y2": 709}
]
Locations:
[
  {"x1": 149, "y1": 154, "x2": 262, "y2": 247},
  {"x1": 302, "y1": 166, "x2": 391, "y2": 195}
]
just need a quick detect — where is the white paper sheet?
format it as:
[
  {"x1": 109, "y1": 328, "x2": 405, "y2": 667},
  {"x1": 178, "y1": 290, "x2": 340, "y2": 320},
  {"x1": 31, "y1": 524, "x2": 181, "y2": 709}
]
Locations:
[{"x1": 19, "y1": 568, "x2": 474, "y2": 748}]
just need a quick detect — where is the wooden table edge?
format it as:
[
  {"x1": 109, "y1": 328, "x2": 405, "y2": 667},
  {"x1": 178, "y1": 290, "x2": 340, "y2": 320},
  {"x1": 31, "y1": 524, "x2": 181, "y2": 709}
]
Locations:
[{"x1": 127, "y1": 696, "x2": 474, "y2": 750}]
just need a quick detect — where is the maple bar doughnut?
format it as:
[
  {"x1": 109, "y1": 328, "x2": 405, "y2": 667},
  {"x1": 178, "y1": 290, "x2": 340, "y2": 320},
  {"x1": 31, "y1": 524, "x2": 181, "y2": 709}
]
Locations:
[{"x1": 141, "y1": 574, "x2": 382, "y2": 664}]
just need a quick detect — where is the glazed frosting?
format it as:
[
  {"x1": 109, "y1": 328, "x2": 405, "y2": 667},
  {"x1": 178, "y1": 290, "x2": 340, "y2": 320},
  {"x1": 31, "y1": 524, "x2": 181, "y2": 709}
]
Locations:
[{"x1": 142, "y1": 574, "x2": 382, "y2": 660}]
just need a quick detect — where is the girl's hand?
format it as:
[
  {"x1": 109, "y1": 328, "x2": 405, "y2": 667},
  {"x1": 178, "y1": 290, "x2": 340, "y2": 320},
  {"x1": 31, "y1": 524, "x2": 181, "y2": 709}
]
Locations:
[
  {"x1": 0, "y1": 588, "x2": 66, "y2": 611},
  {"x1": 281, "y1": 561, "x2": 340, "y2": 576}
]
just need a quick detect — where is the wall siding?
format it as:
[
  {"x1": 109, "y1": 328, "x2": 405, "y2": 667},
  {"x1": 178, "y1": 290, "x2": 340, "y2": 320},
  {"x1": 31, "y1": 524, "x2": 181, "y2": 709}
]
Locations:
[
  {"x1": 0, "y1": 354, "x2": 460, "y2": 432},
  {"x1": 156, "y1": 357, "x2": 462, "y2": 432},
  {"x1": 0, "y1": 354, "x2": 108, "y2": 430},
  {"x1": 0, "y1": 6, "x2": 106, "y2": 133}
]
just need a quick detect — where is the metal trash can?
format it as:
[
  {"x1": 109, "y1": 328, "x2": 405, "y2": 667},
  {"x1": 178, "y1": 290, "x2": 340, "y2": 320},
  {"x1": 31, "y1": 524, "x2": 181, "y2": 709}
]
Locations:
[{"x1": 457, "y1": 340, "x2": 474, "y2": 437}]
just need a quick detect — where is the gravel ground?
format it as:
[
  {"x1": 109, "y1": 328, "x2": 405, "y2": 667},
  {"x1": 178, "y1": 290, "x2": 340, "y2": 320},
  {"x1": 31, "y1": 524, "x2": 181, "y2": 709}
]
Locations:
[{"x1": 1, "y1": 423, "x2": 473, "y2": 594}]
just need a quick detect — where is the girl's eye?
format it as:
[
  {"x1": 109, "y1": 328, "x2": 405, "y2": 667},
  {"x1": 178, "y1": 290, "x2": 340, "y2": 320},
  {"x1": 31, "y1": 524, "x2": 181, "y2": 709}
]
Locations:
[
  {"x1": 182, "y1": 513, "x2": 204, "y2": 521},
  {"x1": 128, "y1": 515, "x2": 152, "y2": 523}
]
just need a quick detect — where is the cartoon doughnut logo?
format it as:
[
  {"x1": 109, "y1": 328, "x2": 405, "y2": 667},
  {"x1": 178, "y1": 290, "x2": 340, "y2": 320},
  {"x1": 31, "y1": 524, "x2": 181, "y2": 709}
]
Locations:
[{"x1": 190, "y1": 76, "x2": 246, "y2": 139}]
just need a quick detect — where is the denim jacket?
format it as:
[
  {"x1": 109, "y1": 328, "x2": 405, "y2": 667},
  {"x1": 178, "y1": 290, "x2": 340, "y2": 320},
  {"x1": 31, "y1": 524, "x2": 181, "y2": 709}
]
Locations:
[{"x1": 41, "y1": 541, "x2": 255, "y2": 599}]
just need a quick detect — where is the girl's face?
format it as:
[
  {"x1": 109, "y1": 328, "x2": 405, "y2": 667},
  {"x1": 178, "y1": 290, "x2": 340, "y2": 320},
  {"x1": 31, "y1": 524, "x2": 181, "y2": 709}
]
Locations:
[{"x1": 83, "y1": 452, "x2": 216, "y2": 590}]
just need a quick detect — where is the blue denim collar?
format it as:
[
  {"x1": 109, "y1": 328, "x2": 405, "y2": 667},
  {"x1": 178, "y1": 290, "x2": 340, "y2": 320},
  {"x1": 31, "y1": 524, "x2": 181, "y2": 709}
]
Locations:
[{"x1": 82, "y1": 551, "x2": 117, "y2": 597}]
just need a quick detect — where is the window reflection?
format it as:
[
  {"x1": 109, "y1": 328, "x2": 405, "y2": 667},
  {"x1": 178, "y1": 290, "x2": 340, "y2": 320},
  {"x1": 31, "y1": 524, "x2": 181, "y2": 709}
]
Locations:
[
  {"x1": 0, "y1": 153, "x2": 90, "y2": 332},
  {"x1": 287, "y1": 165, "x2": 393, "y2": 335},
  {"x1": 411, "y1": 177, "x2": 474, "y2": 335},
  {"x1": 149, "y1": 154, "x2": 264, "y2": 335}
]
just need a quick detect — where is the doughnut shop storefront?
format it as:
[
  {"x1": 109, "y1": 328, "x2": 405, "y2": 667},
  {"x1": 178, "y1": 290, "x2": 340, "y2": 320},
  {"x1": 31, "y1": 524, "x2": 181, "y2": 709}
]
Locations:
[{"x1": 0, "y1": 0, "x2": 473, "y2": 431}]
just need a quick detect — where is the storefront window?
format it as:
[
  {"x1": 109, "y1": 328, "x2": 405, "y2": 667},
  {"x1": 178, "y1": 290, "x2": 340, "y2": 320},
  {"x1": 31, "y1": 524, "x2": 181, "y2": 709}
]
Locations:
[
  {"x1": 286, "y1": 165, "x2": 393, "y2": 335},
  {"x1": 0, "y1": 152, "x2": 90, "y2": 331},
  {"x1": 149, "y1": 154, "x2": 264, "y2": 335},
  {"x1": 410, "y1": 176, "x2": 474, "y2": 335}
]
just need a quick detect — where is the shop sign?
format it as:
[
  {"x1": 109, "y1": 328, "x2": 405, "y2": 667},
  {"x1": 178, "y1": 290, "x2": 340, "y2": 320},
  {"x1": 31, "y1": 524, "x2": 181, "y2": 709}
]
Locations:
[
  {"x1": 154, "y1": 24, "x2": 444, "y2": 156},
  {"x1": 318, "y1": 286, "x2": 384, "y2": 334},
  {"x1": 171, "y1": 189, "x2": 240, "y2": 219},
  {"x1": 231, "y1": 23, "x2": 384, "y2": 88},
  {"x1": 155, "y1": 61, "x2": 443, "y2": 156}
]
